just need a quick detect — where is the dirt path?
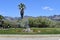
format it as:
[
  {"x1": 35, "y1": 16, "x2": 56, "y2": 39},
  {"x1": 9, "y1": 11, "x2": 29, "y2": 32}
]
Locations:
[{"x1": 0, "y1": 35, "x2": 60, "y2": 40}]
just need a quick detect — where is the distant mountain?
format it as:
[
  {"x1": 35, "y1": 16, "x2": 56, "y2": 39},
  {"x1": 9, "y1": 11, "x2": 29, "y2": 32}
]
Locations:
[
  {"x1": 48, "y1": 15, "x2": 60, "y2": 21},
  {"x1": 4, "y1": 16, "x2": 35, "y2": 21},
  {"x1": 3, "y1": 15, "x2": 60, "y2": 21}
]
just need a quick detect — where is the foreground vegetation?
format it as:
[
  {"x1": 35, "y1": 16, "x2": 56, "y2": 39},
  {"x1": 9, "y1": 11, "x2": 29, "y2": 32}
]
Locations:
[
  {"x1": 0, "y1": 28, "x2": 60, "y2": 34},
  {"x1": 0, "y1": 15, "x2": 60, "y2": 28},
  {"x1": 0, "y1": 15, "x2": 60, "y2": 34}
]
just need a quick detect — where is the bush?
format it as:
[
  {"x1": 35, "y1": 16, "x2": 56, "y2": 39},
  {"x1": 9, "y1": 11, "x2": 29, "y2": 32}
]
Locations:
[{"x1": 28, "y1": 17, "x2": 56, "y2": 28}]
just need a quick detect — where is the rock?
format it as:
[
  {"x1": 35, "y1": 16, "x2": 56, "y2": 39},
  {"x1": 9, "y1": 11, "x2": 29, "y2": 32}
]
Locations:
[
  {"x1": 23, "y1": 28, "x2": 31, "y2": 32},
  {"x1": 26, "y1": 28, "x2": 31, "y2": 32},
  {"x1": 38, "y1": 30, "x2": 41, "y2": 32}
]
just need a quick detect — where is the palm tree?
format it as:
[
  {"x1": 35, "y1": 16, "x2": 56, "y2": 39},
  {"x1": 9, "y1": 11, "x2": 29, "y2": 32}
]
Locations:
[{"x1": 18, "y1": 3, "x2": 26, "y2": 19}]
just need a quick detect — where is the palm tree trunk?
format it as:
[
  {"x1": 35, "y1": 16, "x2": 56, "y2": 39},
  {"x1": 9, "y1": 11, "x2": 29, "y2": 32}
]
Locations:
[{"x1": 20, "y1": 9, "x2": 24, "y2": 19}]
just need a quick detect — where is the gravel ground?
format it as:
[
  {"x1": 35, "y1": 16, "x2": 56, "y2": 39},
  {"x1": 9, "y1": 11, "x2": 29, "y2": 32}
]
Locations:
[{"x1": 0, "y1": 35, "x2": 60, "y2": 40}]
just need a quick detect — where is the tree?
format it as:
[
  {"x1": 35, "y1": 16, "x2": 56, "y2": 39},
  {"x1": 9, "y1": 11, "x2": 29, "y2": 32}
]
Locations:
[
  {"x1": 18, "y1": 3, "x2": 26, "y2": 19},
  {"x1": 0, "y1": 15, "x2": 4, "y2": 20},
  {"x1": 28, "y1": 18, "x2": 35, "y2": 27},
  {"x1": 0, "y1": 15, "x2": 4, "y2": 27}
]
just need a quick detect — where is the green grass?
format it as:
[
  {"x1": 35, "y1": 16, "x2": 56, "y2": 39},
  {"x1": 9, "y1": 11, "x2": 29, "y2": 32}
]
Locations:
[
  {"x1": 31, "y1": 28, "x2": 60, "y2": 34},
  {"x1": 0, "y1": 28, "x2": 60, "y2": 34}
]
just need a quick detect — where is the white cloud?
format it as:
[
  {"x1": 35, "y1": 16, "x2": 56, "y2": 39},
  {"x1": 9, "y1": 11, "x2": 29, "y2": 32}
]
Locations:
[{"x1": 42, "y1": 6, "x2": 54, "y2": 11}]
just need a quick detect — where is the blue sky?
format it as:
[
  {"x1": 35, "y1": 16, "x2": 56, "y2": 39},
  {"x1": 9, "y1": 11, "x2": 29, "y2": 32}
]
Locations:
[{"x1": 0, "y1": 0, "x2": 60, "y2": 17}]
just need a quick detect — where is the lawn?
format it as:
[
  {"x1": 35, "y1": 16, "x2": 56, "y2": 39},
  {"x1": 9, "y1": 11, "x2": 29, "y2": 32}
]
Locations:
[{"x1": 0, "y1": 28, "x2": 60, "y2": 34}]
